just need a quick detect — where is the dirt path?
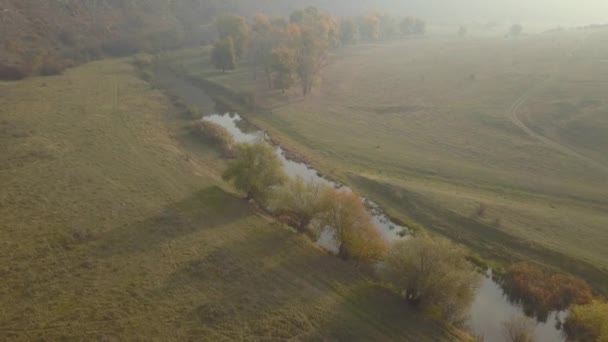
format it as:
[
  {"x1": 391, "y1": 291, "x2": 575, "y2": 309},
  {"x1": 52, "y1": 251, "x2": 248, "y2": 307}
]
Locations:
[{"x1": 507, "y1": 78, "x2": 608, "y2": 173}]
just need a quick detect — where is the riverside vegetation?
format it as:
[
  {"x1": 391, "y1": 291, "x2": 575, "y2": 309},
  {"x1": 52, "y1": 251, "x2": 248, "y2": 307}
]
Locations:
[{"x1": 162, "y1": 6, "x2": 608, "y2": 340}]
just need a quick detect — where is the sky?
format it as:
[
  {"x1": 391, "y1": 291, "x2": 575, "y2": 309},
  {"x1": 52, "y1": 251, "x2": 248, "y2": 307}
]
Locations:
[{"x1": 307, "y1": 0, "x2": 608, "y2": 25}]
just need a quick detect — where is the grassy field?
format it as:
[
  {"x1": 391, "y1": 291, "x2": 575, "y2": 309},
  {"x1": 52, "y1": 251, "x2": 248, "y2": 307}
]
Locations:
[
  {"x1": 164, "y1": 29, "x2": 608, "y2": 291},
  {"x1": 0, "y1": 59, "x2": 467, "y2": 340}
]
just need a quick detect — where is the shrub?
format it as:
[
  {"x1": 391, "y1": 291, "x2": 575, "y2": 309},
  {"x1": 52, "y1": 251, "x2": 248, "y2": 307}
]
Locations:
[
  {"x1": 564, "y1": 300, "x2": 608, "y2": 342},
  {"x1": 502, "y1": 315, "x2": 536, "y2": 342},
  {"x1": 269, "y1": 176, "x2": 330, "y2": 233},
  {"x1": 317, "y1": 189, "x2": 387, "y2": 263},
  {"x1": 222, "y1": 141, "x2": 286, "y2": 203},
  {"x1": 190, "y1": 120, "x2": 235, "y2": 157},
  {"x1": 381, "y1": 235, "x2": 480, "y2": 324},
  {"x1": 132, "y1": 54, "x2": 155, "y2": 69},
  {"x1": 39, "y1": 60, "x2": 68, "y2": 76},
  {"x1": 0, "y1": 63, "x2": 30, "y2": 80},
  {"x1": 505, "y1": 263, "x2": 593, "y2": 311}
]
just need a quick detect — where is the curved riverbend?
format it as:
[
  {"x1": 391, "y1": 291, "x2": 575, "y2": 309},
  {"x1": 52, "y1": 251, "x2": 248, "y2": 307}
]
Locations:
[{"x1": 155, "y1": 68, "x2": 566, "y2": 342}]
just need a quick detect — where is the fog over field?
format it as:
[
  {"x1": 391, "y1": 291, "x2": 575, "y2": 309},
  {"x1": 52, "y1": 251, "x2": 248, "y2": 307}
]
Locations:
[{"x1": 295, "y1": 0, "x2": 608, "y2": 24}]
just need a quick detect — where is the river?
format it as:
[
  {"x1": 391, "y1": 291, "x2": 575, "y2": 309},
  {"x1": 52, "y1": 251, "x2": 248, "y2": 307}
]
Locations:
[{"x1": 155, "y1": 68, "x2": 567, "y2": 342}]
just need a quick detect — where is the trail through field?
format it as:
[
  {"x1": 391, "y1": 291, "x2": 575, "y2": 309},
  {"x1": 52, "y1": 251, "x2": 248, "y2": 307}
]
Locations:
[{"x1": 507, "y1": 78, "x2": 608, "y2": 173}]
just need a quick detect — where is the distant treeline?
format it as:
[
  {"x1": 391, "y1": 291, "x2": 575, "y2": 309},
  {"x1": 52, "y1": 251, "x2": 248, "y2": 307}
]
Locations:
[
  {"x1": 0, "y1": 0, "x2": 425, "y2": 81},
  {"x1": 209, "y1": 8, "x2": 426, "y2": 95}
]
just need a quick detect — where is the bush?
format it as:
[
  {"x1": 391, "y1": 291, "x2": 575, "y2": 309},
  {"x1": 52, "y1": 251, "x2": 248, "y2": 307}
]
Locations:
[
  {"x1": 269, "y1": 176, "x2": 330, "y2": 233},
  {"x1": 317, "y1": 189, "x2": 387, "y2": 263},
  {"x1": 38, "y1": 60, "x2": 69, "y2": 76},
  {"x1": 564, "y1": 300, "x2": 608, "y2": 342},
  {"x1": 132, "y1": 54, "x2": 155, "y2": 69},
  {"x1": 222, "y1": 141, "x2": 286, "y2": 203},
  {"x1": 381, "y1": 235, "x2": 480, "y2": 324},
  {"x1": 502, "y1": 315, "x2": 536, "y2": 342},
  {"x1": 505, "y1": 263, "x2": 593, "y2": 312},
  {"x1": 190, "y1": 120, "x2": 235, "y2": 157},
  {"x1": 0, "y1": 63, "x2": 30, "y2": 80}
]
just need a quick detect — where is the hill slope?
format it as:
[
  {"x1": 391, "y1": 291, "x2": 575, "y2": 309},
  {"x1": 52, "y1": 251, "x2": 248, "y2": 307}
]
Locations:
[
  {"x1": 163, "y1": 30, "x2": 608, "y2": 291},
  {"x1": 0, "y1": 59, "x2": 466, "y2": 340}
]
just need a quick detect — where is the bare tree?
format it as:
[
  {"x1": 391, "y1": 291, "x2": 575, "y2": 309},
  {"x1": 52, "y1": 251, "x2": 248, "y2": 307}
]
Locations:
[{"x1": 503, "y1": 315, "x2": 536, "y2": 342}]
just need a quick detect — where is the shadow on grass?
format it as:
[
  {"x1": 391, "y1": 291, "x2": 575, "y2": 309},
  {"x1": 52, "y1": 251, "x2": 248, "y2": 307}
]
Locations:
[{"x1": 95, "y1": 186, "x2": 252, "y2": 258}]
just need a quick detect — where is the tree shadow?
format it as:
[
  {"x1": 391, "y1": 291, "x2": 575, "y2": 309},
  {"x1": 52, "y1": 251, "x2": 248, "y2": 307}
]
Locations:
[{"x1": 94, "y1": 186, "x2": 252, "y2": 258}]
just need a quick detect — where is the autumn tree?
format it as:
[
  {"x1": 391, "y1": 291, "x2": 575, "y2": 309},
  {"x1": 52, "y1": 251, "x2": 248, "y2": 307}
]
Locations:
[
  {"x1": 211, "y1": 37, "x2": 236, "y2": 72},
  {"x1": 289, "y1": 7, "x2": 338, "y2": 96},
  {"x1": 358, "y1": 15, "x2": 381, "y2": 41},
  {"x1": 222, "y1": 141, "x2": 286, "y2": 203},
  {"x1": 318, "y1": 189, "x2": 386, "y2": 262},
  {"x1": 250, "y1": 14, "x2": 288, "y2": 88},
  {"x1": 339, "y1": 18, "x2": 358, "y2": 45},
  {"x1": 270, "y1": 46, "x2": 297, "y2": 92},
  {"x1": 269, "y1": 176, "x2": 329, "y2": 232},
  {"x1": 216, "y1": 13, "x2": 249, "y2": 59},
  {"x1": 565, "y1": 300, "x2": 608, "y2": 342},
  {"x1": 381, "y1": 235, "x2": 480, "y2": 324},
  {"x1": 505, "y1": 263, "x2": 593, "y2": 313}
]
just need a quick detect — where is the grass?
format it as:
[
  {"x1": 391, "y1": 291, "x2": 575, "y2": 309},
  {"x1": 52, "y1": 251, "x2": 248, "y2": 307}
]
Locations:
[
  {"x1": 164, "y1": 29, "x2": 608, "y2": 292},
  {"x1": 0, "y1": 59, "x2": 466, "y2": 340}
]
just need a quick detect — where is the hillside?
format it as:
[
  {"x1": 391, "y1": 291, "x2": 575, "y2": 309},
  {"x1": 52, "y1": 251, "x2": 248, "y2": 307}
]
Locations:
[
  {"x1": 164, "y1": 29, "x2": 608, "y2": 291},
  {"x1": 0, "y1": 58, "x2": 467, "y2": 340},
  {"x1": 0, "y1": 0, "x2": 221, "y2": 80}
]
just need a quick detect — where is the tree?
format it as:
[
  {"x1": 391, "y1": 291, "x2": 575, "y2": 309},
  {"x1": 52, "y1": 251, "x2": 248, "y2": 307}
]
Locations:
[
  {"x1": 289, "y1": 7, "x2": 338, "y2": 96},
  {"x1": 510, "y1": 24, "x2": 523, "y2": 37},
  {"x1": 211, "y1": 37, "x2": 236, "y2": 72},
  {"x1": 250, "y1": 14, "x2": 289, "y2": 87},
  {"x1": 270, "y1": 46, "x2": 297, "y2": 92},
  {"x1": 339, "y1": 18, "x2": 358, "y2": 45},
  {"x1": 565, "y1": 300, "x2": 608, "y2": 342},
  {"x1": 503, "y1": 315, "x2": 536, "y2": 342},
  {"x1": 222, "y1": 142, "x2": 286, "y2": 203},
  {"x1": 318, "y1": 189, "x2": 387, "y2": 262},
  {"x1": 378, "y1": 14, "x2": 397, "y2": 40},
  {"x1": 401, "y1": 17, "x2": 426, "y2": 36},
  {"x1": 414, "y1": 18, "x2": 427, "y2": 35},
  {"x1": 359, "y1": 15, "x2": 381, "y2": 41},
  {"x1": 216, "y1": 13, "x2": 249, "y2": 59},
  {"x1": 381, "y1": 235, "x2": 480, "y2": 324},
  {"x1": 270, "y1": 176, "x2": 329, "y2": 232}
]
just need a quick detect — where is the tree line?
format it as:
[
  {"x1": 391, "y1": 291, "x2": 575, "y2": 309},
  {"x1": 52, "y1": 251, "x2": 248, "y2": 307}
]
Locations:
[
  {"x1": 210, "y1": 8, "x2": 426, "y2": 96},
  {"x1": 216, "y1": 138, "x2": 607, "y2": 336},
  {"x1": 220, "y1": 140, "x2": 479, "y2": 325}
]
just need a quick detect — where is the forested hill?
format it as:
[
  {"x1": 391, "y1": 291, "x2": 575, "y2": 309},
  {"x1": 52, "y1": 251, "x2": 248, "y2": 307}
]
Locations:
[
  {"x1": 0, "y1": 0, "x2": 391, "y2": 80},
  {"x1": 0, "y1": 0, "x2": 221, "y2": 80}
]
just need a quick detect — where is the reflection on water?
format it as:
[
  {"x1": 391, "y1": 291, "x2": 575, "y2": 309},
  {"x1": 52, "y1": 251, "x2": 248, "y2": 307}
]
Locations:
[
  {"x1": 469, "y1": 270, "x2": 567, "y2": 342},
  {"x1": 202, "y1": 112, "x2": 408, "y2": 241}
]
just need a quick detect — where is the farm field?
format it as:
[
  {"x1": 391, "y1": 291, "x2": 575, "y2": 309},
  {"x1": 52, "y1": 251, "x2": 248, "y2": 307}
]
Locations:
[
  {"x1": 165, "y1": 29, "x2": 608, "y2": 290},
  {"x1": 0, "y1": 59, "x2": 465, "y2": 340}
]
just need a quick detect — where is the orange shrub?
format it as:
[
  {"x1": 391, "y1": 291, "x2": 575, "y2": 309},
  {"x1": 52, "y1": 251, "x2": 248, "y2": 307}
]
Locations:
[{"x1": 506, "y1": 263, "x2": 593, "y2": 311}]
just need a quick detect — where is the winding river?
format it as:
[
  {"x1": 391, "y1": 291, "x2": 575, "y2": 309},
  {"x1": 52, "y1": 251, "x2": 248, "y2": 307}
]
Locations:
[{"x1": 155, "y1": 68, "x2": 567, "y2": 342}]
